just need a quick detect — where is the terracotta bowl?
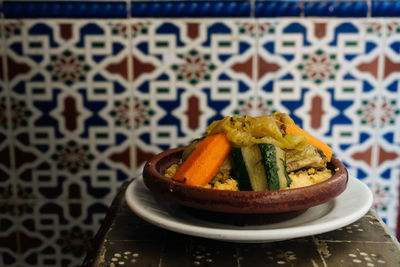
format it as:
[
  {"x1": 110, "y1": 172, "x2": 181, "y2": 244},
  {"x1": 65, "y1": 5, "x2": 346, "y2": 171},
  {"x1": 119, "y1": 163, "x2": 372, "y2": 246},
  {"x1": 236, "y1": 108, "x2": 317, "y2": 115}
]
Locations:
[{"x1": 142, "y1": 146, "x2": 348, "y2": 225}]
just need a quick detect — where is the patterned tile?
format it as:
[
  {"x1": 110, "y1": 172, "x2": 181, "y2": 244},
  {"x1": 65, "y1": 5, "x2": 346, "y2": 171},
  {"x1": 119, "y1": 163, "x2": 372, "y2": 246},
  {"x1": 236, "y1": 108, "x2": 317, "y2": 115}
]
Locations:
[
  {"x1": 374, "y1": 19, "x2": 400, "y2": 233},
  {"x1": 0, "y1": 20, "x2": 14, "y2": 203},
  {"x1": 372, "y1": 0, "x2": 400, "y2": 17},
  {"x1": 1, "y1": 19, "x2": 133, "y2": 266},
  {"x1": 257, "y1": 19, "x2": 378, "y2": 182},
  {"x1": 3, "y1": 1, "x2": 128, "y2": 19},
  {"x1": 0, "y1": 21, "x2": 20, "y2": 267},
  {"x1": 0, "y1": 101, "x2": 12, "y2": 193},
  {"x1": 303, "y1": 1, "x2": 369, "y2": 17},
  {"x1": 7, "y1": 198, "x2": 108, "y2": 266},
  {"x1": 0, "y1": 213, "x2": 19, "y2": 265},
  {"x1": 129, "y1": 19, "x2": 258, "y2": 175},
  {"x1": 130, "y1": 0, "x2": 251, "y2": 18},
  {"x1": 255, "y1": 0, "x2": 303, "y2": 17},
  {"x1": 4, "y1": 20, "x2": 133, "y2": 201}
]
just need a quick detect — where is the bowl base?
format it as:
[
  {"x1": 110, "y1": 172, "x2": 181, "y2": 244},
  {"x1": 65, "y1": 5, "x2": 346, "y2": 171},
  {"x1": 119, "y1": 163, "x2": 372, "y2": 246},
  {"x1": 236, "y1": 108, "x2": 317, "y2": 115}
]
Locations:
[{"x1": 183, "y1": 207, "x2": 308, "y2": 226}]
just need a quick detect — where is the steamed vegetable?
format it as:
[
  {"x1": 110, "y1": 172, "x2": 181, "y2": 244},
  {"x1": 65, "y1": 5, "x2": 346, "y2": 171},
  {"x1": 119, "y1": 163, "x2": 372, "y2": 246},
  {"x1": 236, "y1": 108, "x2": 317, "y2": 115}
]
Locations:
[
  {"x1": 206, "y1": 114, "x2": 307, "y2": 150},
  {"x1": 286, "y1": 143, "x2": 327, "y2": 172},
  {"x1": 230, "y1": 148, "x2": 253, "y2": 191},
  {"x1": 285, "y1": 123, "x2": 332, "y2": 162},
  {"x1": 231, "y1": 143, "x2": 291, "y2": 191},
  {"x1": 259, "y1": 143, "x2": 291, "y2": 190},
  {"x1": 167, "y1": 112, "x2": 333, "y2": 191},
  {"x1": 172, "y1": 133, "x2": 231, "y2": 186}
]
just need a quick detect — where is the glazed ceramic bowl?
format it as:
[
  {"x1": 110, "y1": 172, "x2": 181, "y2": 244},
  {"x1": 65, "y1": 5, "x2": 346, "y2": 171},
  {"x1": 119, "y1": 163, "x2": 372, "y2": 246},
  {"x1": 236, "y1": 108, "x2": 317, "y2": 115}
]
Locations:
[{"x1": 142, "y1": 146, "x2": 348, "y2": 224}]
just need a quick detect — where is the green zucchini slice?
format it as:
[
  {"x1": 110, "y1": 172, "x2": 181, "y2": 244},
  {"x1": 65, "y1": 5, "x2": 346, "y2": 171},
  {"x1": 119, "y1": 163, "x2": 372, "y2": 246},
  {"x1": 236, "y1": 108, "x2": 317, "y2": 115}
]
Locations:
[
  {"x1": 259, "y1": 143, "x2": 291, "y2": 190},
  {"x1": 230, "y1": 148, "x2": 253, "y2": 191},
  {"x1": 241, "y1": 145, "x2": 268, "y2": 191},
  {"x1": 231, "y1": 143, "x2": 291, "y2": 191}
]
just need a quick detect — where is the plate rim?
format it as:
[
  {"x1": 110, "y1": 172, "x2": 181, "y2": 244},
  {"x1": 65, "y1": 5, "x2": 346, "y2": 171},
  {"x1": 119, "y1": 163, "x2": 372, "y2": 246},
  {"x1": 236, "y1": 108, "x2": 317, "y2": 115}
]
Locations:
[{"x1": 125, "y1": 175, "x2": 373, "y2": 242}]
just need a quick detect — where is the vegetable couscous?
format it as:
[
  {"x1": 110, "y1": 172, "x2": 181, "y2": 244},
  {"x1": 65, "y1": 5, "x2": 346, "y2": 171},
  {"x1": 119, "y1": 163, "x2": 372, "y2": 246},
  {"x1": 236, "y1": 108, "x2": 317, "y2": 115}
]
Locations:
[{"x1": 165, "y1": 112, "x2": 334, "y2": 191}]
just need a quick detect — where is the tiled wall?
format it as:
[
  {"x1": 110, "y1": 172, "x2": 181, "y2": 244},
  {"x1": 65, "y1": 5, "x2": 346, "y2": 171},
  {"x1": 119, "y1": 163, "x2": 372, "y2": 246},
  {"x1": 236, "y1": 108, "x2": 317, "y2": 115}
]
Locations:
[{"x1": 1, "y1": 1, "x2": 400, "y2": 266}]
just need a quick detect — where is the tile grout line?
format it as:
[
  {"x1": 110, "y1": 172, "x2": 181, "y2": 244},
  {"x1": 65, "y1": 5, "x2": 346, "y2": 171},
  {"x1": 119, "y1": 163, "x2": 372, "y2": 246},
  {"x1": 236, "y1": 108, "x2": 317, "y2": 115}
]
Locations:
[
  {"x1": 367, "y1": 0, "x2": 372, "y2": 19},
  {"x1": 300, "y1": 0, "x2": 305, "y2": 18},
  {"x1": 250, "y1": 0, "x2": 255, "y2": 18}
]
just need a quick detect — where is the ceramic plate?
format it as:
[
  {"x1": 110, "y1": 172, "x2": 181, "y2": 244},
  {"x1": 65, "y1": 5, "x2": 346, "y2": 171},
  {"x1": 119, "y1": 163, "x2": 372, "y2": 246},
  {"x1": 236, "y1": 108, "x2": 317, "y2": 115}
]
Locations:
[{"x1": 125, "y1": 176, "x2": 373, "y2": 243}]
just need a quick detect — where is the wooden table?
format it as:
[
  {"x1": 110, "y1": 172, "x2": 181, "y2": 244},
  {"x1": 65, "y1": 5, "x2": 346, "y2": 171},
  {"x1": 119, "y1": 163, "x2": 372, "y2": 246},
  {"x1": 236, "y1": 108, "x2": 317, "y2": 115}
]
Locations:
[{"x1": 82, "y1": 179, "x2": 400, "y2": 267}]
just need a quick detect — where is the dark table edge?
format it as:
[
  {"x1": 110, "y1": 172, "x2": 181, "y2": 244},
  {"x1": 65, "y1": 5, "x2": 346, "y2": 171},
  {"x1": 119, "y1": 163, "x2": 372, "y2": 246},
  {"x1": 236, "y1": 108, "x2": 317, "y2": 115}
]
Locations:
[
  {"x1": 370, "y1": 209, "x2": 400, "y2": 247},
  {"x1": 81, "y1": 178, "x2": 134, "y2": 267}
]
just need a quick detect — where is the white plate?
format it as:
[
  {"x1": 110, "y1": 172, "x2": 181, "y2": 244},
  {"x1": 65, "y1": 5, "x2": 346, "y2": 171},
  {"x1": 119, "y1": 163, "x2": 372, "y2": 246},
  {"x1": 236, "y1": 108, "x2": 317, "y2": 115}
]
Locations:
[{"x1": 125, "y1": 176, "x2": 373, "y2": 243}]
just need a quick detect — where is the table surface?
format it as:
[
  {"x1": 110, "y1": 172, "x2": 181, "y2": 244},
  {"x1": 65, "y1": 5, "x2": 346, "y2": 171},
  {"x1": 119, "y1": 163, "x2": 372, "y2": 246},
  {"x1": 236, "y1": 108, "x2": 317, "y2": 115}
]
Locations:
[{"x1": 82, "y1": 179, "x2": 400, "y2": 267}]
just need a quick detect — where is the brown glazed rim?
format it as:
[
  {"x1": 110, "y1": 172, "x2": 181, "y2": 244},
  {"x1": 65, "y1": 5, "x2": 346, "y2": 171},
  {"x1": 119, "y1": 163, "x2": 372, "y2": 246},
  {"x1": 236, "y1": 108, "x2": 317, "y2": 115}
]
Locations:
[{"x1": 142, "y1": 146, "x2": 349, "y2": 214}]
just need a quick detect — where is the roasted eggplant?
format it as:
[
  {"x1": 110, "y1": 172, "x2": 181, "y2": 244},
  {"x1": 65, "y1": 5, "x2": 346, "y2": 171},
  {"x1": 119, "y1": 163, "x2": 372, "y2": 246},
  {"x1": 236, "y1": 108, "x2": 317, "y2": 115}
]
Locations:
[{"x1": 286, "y1": 144, "x2": 327, "y2": 172}]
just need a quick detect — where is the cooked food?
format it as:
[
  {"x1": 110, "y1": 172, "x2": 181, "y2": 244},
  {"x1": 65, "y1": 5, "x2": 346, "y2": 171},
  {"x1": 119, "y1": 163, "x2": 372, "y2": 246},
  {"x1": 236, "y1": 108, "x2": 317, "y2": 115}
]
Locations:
[
  {"x1": 231, "y1": 144, "x2": 291, "y2": 191},
  {"x1": 289, "y1": 168, "x2": 333, "y2": 188},
  {"x1": 165, "y1": 112, "x2": 334, "y2": 191},
  {"x1": 286, "y1": 143, "x2": 327, "y2": 172},
  {"x1": 284, "y1": 122, "x2": 332, "y2": 161},
  {"x1": 205, "y1": 113, "x2": 308, "y2": 150},
  {"x1": 172, "y1": 133, "x2": 231, "y2": 186}
]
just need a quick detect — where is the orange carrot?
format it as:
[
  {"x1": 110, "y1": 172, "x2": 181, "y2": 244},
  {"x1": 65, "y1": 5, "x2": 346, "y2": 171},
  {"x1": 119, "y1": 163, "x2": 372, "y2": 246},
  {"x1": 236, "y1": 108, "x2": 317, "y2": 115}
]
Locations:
[
  {"x1": 173, "y1": 133, "x2": 231, "y2": 186},
  {"x1": 286, "y1": 123, "x2": 332, "y2": 162}
]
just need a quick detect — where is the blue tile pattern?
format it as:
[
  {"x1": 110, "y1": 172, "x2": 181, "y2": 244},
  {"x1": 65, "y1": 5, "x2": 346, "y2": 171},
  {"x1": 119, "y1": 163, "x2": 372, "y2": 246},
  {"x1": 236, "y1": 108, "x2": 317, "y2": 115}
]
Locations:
[
  {"x1": 0, "y1": 20, "x2": 132, "y2": 266},
  {"x1": 304, "y1": 1, "x2": 369, "y2": 17},
  {"x1": 255, "y1": 1, "x2": 303, "y2": 17},
  {"x1": 131, "y1": 1, "x2": 251, "y2": 18},
  {"x1": 372, "y1": 0, "x2": 400, "y2": 17},
  {"x1": 3, "y1": 1, "x2": 128, "y2": 18},
  {"x1": 3, "y1": 1, "x2": 400, "y2": 18}
]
